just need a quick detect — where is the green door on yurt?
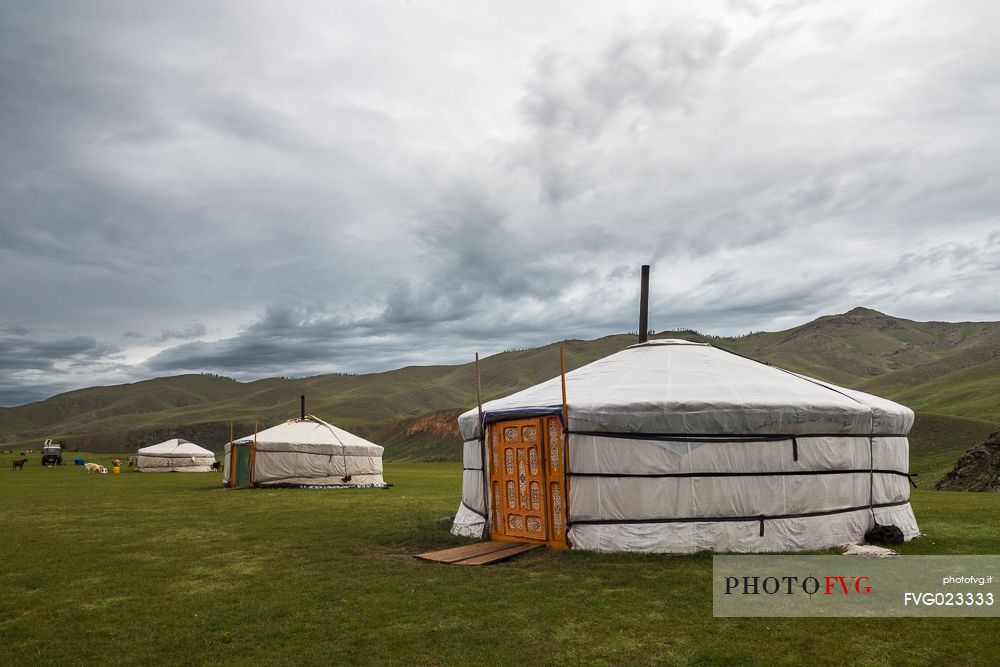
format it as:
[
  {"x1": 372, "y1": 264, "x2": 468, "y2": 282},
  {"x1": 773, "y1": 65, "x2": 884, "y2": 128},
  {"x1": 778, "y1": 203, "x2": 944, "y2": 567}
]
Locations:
[{"x1": 233, "y1": 444, "x2": 252, "y2": 488}]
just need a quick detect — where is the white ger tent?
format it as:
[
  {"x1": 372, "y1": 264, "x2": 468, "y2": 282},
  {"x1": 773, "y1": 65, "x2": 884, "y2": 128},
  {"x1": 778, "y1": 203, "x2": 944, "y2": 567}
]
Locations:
[
  {"x1": 223, "y1": 415, "x2": 387, "y2": 488},
  {"x1": 137, "y1": 438, "x2": 216, "y2": 472},
  {"x1": 452, "y1": 340, "x2": 919, "y2": 553}
]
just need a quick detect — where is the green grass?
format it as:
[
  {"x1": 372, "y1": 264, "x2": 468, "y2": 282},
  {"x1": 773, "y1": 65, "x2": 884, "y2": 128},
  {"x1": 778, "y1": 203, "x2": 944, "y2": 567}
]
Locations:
[{"x1": 2, "y1": 461, "x2": 1000, "y2": 666}]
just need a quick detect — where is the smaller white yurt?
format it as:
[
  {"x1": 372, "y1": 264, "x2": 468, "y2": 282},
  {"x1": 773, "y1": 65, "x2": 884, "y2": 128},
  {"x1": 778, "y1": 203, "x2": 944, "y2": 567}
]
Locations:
[
  {"x1": 223, "y1": 414, "x2": 388, "y2": 489},
  {"x1": 137, "y1": 438, "x2": 216, "y2": 472}
]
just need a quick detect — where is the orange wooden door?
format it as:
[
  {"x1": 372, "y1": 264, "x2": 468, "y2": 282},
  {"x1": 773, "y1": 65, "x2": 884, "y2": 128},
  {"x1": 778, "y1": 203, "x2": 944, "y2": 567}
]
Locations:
[{"x1": 489, "y1": 418, "x2": 548, "y2": 542}]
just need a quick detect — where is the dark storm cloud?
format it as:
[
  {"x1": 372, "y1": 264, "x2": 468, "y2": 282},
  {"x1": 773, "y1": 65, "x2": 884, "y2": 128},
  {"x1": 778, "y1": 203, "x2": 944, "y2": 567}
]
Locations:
[
  {"x1": 0, "y1": 332, "x2": 118, "y2": 372},
  {"x1": 144, "y1": 305, "x2": 359, "y2": 374},
  {"x1": 143, "y1": 295, "x2": 537, "y2": 377},
  {"x1": 0, "y1": 330, "x2": 122, "y2": 405},
  {"x1": 0, "y1": 384, "x2": 69, "y2": 407}
]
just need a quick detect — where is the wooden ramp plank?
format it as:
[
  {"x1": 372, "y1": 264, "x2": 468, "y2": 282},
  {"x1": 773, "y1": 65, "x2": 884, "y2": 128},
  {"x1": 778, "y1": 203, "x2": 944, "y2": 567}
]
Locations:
[
  {"x1": 456, "y1": 542, "x2": 541, "y2": 566},
  {"x1": 415, "y1": 541, "x2": 511, "y2": 564},
  {"x1": 415, "y1": 541, "x2": 543, "y2": 566}
]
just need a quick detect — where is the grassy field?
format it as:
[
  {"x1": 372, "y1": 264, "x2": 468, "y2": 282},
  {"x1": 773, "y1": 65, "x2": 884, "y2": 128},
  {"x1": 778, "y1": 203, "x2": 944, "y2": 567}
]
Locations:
[{"x1": 3, "y1": 460, "x2": 1000, "y2": 666}]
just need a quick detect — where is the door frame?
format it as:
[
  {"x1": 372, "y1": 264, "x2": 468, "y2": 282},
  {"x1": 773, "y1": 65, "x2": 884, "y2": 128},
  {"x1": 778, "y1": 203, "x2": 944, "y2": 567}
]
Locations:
[
  {"x1": 487, "y1": 416, "x2": 568, "y2": 548},
  {"x1": 229, "y1": 442, "x2": 257, "y2": 489}
]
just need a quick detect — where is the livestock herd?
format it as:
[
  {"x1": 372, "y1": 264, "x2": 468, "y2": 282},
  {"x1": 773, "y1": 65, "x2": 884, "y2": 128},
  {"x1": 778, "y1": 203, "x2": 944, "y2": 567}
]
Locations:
[{"x1": 8, "y1": 454, "x2": 133, "y2": 472}]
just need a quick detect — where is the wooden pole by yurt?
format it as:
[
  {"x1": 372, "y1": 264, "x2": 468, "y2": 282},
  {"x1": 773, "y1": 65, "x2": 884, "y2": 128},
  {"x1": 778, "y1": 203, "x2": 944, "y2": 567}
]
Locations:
[
  {"x1": 228, "y1": 420, "x2": 236, "y2": 488},
  {"x1": 475, "y1": 352, "x2": 489, "y2": 535},
  {"x1": 560, "y1": 346, "x2": 570, "y2": 540},
  {"x1": 248, "y1": 420, "x2": 258, "y2": 488}
]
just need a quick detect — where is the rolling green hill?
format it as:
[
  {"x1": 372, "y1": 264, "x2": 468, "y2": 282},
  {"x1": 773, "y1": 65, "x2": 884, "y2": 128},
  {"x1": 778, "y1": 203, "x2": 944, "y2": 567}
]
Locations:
[{"x1": 1, "y1": 307, "x2": 998, "y2": 479}]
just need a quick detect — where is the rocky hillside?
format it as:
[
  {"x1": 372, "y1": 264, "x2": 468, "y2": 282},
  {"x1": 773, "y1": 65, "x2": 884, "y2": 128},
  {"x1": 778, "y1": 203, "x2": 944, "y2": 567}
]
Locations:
[{"x1": 935, "y1": 432, "x2": 1000, "y2": 491}]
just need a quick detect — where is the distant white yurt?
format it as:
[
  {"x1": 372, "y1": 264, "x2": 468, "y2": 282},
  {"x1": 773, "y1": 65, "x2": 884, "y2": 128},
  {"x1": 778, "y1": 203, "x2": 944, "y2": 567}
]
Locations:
[
  {"x1": 137, "y1": 438, "x2": 216, "y2": 472},
  {"x1": 452, "y1": 340, "x2": 919, "y2": 553},
  {"x1": 223, "y1": 415, "x2": 387, "y2": 489}
]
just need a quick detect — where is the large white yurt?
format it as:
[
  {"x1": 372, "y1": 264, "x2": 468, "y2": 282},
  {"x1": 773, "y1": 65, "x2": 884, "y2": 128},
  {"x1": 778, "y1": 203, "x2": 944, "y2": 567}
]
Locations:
[
  {"x1": 223, "y1": 415, "x2": 388, "y2": 489},
  {"x1": 452, "y1": 340, "x2": 919, "y2": 553},
  {"x1": 137, "y1": 438, "x2": 216, "y2": 472}
]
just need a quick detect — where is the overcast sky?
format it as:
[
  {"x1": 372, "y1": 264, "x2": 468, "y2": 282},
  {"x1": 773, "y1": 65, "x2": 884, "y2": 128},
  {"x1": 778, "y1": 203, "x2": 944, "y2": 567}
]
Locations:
[{"x1": 1, "y1": 1, "x2": 998, "y2": 406}]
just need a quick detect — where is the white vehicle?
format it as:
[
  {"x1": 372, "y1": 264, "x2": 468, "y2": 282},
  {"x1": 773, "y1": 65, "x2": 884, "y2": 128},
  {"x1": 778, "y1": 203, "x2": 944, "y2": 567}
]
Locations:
[{"x1": 41, "y1": 439, "x2": 62, "y2": 466}]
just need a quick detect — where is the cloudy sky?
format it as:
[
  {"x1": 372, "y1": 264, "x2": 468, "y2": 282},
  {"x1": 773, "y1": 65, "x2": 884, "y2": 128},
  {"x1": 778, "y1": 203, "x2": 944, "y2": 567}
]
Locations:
[{"x1": 1, "y1": 0, "x2": 998, "y2": 406}]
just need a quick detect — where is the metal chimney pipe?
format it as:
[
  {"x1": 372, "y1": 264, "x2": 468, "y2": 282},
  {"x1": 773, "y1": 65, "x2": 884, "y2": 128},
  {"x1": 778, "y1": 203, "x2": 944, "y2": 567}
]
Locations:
[
  {"x1": 300, "y1": 395, "x2": 306, "y2": 420},
  {"x1": 638, "y1": 265, "x2": 650, "y2": 343}
]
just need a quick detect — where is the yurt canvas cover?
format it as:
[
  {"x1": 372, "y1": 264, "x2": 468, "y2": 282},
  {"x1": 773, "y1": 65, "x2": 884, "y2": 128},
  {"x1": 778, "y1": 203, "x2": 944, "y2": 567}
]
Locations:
[
  {"x1": 452, "y1": 340, "x2": 919, "y2": 553},
  {"x1": 223, "y1": 415, "x2": 387, "y2": 488},
  {"x1": 137, "y1": 438, "x2": 216, "y2": 472}
]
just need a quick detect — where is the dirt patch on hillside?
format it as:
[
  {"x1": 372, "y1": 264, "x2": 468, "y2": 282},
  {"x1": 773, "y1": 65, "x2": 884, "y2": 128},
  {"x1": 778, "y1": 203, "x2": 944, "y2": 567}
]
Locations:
[{"x1": 406, "y1": 411, "x2": 462, "y2": 438}]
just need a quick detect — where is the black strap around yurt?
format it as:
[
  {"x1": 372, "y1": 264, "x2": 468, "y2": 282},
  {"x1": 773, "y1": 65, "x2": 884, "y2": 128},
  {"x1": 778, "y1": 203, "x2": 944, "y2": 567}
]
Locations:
[
  {"x1": 565, "y1": 430, "x2": 909, "y2": 441},
  {"x1": 568, "y1": 468, "x2": 912, "y2": 479},
  {"x1": 564, "y1": 431, "x2": 911, "y2": 482},
  {"x1": 462, "y1": 501, "x2": 488, "y2": 520},
  {"x1": 568, "y1": 499, "x2": 912, "y2": 530}
]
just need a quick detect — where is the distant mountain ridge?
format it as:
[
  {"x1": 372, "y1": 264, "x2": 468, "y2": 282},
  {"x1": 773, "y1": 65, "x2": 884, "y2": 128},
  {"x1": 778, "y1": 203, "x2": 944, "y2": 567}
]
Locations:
[{"x1": 1, "y1": 308, "x2": 998, "y2": 470}]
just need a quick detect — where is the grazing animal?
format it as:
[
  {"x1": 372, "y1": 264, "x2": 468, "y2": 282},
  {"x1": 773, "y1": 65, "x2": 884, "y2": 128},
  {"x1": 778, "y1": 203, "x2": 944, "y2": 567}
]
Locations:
[
  {"x1": 12, "y1": 458, "x2": 27, "y2": 470},
  {"x1": 84, "y1": 462, "x2": 101, "y2": 473},
  {"x1": 211, "y1": 461, "x2": 221, "y2": 471},
  {"x1": 20, "y1": 451, "x2": 25, "y2": 456}
]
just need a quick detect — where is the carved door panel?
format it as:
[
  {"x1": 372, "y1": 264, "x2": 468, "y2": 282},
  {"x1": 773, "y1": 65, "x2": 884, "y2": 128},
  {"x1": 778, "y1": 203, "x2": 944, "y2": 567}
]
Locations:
[
  {"x1": 543, "y1": 415, "x2": 567, "y2": 547},
  {"x1": 489, "y1": 419, "x2": 547, "y2": 542}
]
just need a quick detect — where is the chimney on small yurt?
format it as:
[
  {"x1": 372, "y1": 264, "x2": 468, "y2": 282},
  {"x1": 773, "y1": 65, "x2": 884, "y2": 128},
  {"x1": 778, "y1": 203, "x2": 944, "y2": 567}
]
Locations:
[{"x1": 300, "y1": 395, "x2": 306, "y2": 420}]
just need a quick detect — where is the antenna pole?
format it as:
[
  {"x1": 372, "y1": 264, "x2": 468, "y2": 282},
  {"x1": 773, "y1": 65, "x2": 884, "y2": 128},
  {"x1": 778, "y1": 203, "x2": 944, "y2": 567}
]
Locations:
[{"x1": 475, "y1": 353, "x2": 484, "y2": 431}]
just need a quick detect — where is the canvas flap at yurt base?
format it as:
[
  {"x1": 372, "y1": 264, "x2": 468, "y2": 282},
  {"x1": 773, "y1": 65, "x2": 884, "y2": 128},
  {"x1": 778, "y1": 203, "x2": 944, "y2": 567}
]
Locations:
[
  {"x1": 452, "y1": 339, "x2": 919, "y2": 554},
  {"x1": 137, "y1": 438, "x2": 216, "y2": 472},
  {"x1": 223, "y1": 414, "x2": 388, "y2": 489}
]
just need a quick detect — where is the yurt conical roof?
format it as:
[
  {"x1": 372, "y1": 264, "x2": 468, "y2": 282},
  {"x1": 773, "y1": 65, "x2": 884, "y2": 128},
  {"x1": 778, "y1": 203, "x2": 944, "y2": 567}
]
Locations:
[
  {"x1": 458, "y1": 340, "x2": 912, "y2": 439},
  {"x1": 230, "y1": 415, "x2": 383, "y2": 455},
  {"x1": 138, "y1": 438, "x2": 214, "y2": 457}
]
